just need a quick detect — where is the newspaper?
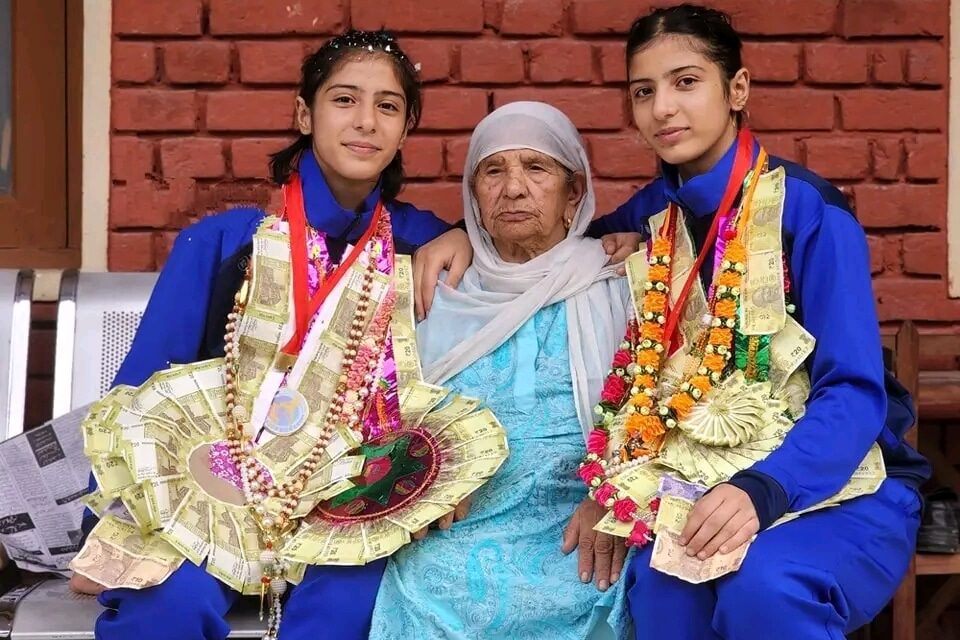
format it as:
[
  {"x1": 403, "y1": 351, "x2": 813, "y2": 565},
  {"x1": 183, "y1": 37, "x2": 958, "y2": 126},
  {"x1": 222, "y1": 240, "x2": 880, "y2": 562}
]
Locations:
[{"x1": 0, "y1": 404, "x2": 92, "y2": 575}]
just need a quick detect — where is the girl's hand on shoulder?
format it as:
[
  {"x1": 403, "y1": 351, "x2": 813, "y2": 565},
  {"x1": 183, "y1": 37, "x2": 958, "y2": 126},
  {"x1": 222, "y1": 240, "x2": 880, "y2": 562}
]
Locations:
[
  {"x1": 413, "y1": 228, "x2": 473, "y2": 321},
  {"x1": 600, "y1": 233, "x2": 644, "y2": 275}
]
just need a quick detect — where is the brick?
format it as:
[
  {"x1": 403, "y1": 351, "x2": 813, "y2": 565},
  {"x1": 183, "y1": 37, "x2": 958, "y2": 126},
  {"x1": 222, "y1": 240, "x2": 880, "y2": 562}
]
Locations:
[
  {"x1": 238, "y1": 41, "x2": 306, "y2": 85},
  {"x1": 842, "y1": 0, "x2": 948, "y2": 38},
  {"x1": 419, "y1": 88, "x2": 489, "y2": 131},
  {"x1": 585, "y1": 134, "x2": 657, "y2": 179},
  {"x1": 599, "y1": 43, "x2": 627, "y2": 83},
  {"x1": 444, "y1": 136, "x2": 471, "y2": 176},
  {"x1": 494, "y1": 88, "x2": 626, "y2": 130},
  {"x1": 210, "y1": 0, "x2": 343, "y2": 35},
  {"x1": 803, "y1": 137, "x2": 870, "y2": 180},
  {"x1": 871, "y1": 138, "x2": 902, "y2": 181},
  {"x1": 402, "y1": 136, "x2": 444, "y2": 178},
  {"x1": 853, "y1": 184, "x2": 945, "y2": 229},
  {"x1": 742, "y1": 43, "x2": 800, "y2": 83},
  {"x1": 113, "y1": 42, "x2": 156, "y2": 84},
  {"x1": 157, "y1": 231, "x2": 179, "y2": 267},
  {"x1": 231, "y1": 138, "x2": 290, "y2": 179},
  {"x1": 723, "y1": 0, "x2": 838, "y2": 35},
  {"x1": 205, "y1": 91, "x2": 297, "y2": 131},
  {"x1": 907, "y1": 43, "x2": 947, "y2": 86},
  {"x1": 459, "y1": 42, "x2": 525, "y2": 84},
  {"x1": 529, "y1": 41, "x2": 594, "y2": 84},
  {"x1": 110, "y1": 179, "x2": 197, "y2": 229},
  {"x1": 757, "y1": 134, "x2": 800, "y2": 163},
  {"x1": 501, "y1": 0, "x2": 564, "y2": 36},
  {"x1": 111, "y1": 137, "x2": 155, "y2": 182},
  {"x1": 401, "y1": 40, "x2": 453, "y2": 83},
  {"x1": 904, "y1": 135, "x2": 947, "y2": 180},
  {"x1": 113, "y1": 89, "x2": 198, "y2": 132},
  {"x1": 840, "y1": 91, "x2": 945, "y2": 131},
  {"x1": 570, "y1": 0, "x2": 655, "y2": 34},
  {"x1": 871, "y1": 46, "x2": 904, "y2": 85},
  {"x1": 352, "y1": 0, "x2": 483, "y2": 34},
  {"x1": 902, "y1": 233, "x2": 946, "y2": 276},
  {"x1": 163, "y1": 42, "x2": 231, "y2": 85},
  {"x1": 399, "y1": 182, "x2": 464, "y2": 222},
  {"x1": 114, "y1": 0, "x2": 202, "y2": 35},
  {"x1": 483, "y1": 0, "x2": 503, "y2": 31},
  {"x1": 866, "y1": 235, "x2": 885, "y2": 275},
  {"x1": 748, "y1": 89, "x2": 834, "y2": 131},
  {"x1": 803, "y1": 44, "x2": 869, "y2": 85},
  {"x1": 194, "y1": 182, "x2": 273, "y2": 216},
  {"x1": 873, "y1": 278, "x2": 960, "y2": 322},
  {"x1": 594, "y1": 181, "x2": 642, "y2": 216},
  {"x1": 160, "y1": 138, "x2": 226, "y2": 179},
  {"x1": 109, "y1": 232, "x2": 156, "y2": 271}
]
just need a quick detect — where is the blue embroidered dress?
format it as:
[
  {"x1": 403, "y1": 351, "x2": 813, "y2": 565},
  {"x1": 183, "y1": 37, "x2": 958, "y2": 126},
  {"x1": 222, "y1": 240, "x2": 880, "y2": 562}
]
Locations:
[{"x1": 369, "y1": 304, "x2": 629, "y2": 640}]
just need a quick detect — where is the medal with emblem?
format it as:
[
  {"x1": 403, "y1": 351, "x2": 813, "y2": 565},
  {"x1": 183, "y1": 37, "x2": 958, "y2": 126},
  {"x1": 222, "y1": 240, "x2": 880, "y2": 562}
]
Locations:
[{"x1": 263, "y1": 387, "x2": 309, "y2": 436}]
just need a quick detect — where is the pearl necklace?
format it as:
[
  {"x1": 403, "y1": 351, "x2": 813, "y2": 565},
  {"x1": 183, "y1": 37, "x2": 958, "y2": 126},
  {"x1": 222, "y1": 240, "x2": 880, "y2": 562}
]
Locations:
[{"x1": 222, "y1": 213, "x2": 391, "y2": 637}]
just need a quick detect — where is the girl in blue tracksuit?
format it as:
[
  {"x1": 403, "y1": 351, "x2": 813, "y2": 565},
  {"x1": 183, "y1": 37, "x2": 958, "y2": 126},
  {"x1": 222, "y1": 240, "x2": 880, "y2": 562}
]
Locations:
[{"x1": 414, "y1": 5, "x2": 929, "y2": 638}]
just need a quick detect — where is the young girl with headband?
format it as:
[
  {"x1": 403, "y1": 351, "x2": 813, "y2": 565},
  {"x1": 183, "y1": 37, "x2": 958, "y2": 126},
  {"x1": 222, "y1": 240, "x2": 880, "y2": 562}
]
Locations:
[{"x1": 77, "y1": 29, "x2": 451, "y2": 640}]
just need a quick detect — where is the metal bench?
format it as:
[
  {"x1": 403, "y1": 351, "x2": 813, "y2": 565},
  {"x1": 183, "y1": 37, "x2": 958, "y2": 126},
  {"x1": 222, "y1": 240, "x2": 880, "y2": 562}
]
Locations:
[
  {"x1": 5, "y1": 270, "x2": 266, "y2": 639},
  {"x1": 0, "y1": 269, "x2": 32, "y2": 442}
]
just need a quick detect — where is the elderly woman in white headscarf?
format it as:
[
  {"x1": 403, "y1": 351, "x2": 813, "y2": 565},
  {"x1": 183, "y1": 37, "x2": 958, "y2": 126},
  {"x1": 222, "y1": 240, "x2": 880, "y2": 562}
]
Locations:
[{"x1": 366, "y1": 102, "x2": 632, "y2": 640}]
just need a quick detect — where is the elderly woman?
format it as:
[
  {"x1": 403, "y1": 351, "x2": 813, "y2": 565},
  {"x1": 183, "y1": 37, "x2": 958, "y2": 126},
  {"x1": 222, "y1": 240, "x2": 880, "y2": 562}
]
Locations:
[{"x1": 365, "y1": 101, "x2": 632, "y2": 639}]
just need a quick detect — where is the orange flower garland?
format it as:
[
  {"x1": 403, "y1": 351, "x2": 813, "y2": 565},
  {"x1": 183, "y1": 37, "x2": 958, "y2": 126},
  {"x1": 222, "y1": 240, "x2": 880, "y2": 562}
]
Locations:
[{"x1": 579, "y1": 148, "x2": 769, "y2": 548}]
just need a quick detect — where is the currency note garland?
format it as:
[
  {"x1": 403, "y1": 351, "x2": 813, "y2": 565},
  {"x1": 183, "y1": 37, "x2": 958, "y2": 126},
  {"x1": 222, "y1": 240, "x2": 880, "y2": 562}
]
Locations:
[{"x1": 578, "y1": 141, "x2": 770, "y2": 548}]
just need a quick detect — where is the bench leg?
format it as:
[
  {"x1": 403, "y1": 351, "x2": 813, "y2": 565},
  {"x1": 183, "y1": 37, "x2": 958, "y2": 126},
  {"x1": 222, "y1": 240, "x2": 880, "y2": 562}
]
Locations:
[{"x1": 891, "y1": 559, "x2": 916, "y2": 640}]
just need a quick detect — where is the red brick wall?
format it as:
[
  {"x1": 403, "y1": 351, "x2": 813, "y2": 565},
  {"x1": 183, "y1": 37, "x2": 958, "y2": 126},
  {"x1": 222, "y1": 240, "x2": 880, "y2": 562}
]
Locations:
[{"x1": 109, "y1": 0, "x2": 960, "y2": 323}]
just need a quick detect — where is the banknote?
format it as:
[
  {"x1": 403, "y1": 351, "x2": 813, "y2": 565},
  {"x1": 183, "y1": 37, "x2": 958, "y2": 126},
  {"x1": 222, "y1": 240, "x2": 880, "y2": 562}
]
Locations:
[
  {"x1": 143, "y1": 474, "x2": 189, "y2": 530},
  {"x1": 311, "y1": 524, "x2": 366, "y2": 565},
  {"x1": 92, "y1": 456, "x2": 135, "y2": 494},
  {"x1": 70, "y1": 516, "x2": 182, "y2": 590},
  {"x1": 593, "y1": 512, "x2": 635, "y2": 538},
  {"x1": 160, "y1": 489, "x2": 212, "y2": 566},
  {"x1": 650, "y1": 529, "x2": 750, "y2": 584},
  {"x1": 659, "y1": 475, "x2": 708, "y2": 502},
  {"x1": 361, "y1": 519, "x2": 410, "y2": 561},
  {"x1": 653, "y1": 494, "x2": 695, "y2": 536},
  {"x1": 421, "y1": 395, "x2": 481, "y2": 433},
  {"x1": 385, "y1": 501, "x2": 452, "y2": 534},
  {"x1": 768, "y1": 316, "x2": 815, "y2": 393},
  {"x1": 398, "y1": 383, "x2": 450, "y2": 428},
  {"x1": 206, "y1": 505, "x2": 249, "y2": 593}
]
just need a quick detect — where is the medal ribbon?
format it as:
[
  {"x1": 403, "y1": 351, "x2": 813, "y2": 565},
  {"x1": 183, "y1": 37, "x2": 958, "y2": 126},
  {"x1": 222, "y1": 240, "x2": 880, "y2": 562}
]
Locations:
[
  {"x1": 280, "y1": 173, "x2": 384, "y2": 360},
  {"x1": 661, "y1": 128, "x2": 756, "y2": 354}
]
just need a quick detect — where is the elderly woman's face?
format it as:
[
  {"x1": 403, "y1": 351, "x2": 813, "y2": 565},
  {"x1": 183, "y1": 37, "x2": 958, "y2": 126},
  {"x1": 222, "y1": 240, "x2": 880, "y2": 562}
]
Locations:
[{"x1": 473, "y1": 149, "x2": 583, "y2": 261}]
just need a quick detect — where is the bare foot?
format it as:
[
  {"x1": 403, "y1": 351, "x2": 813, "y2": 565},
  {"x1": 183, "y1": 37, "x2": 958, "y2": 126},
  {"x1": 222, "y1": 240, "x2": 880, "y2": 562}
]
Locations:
[{"x1": 69, "y1": 573, "x2": 106, "y2": 596}]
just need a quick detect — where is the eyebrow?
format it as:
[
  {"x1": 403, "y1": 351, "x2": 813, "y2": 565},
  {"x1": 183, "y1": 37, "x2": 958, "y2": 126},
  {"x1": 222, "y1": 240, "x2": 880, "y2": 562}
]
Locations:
[
  {"x1": 324, "y1": 84, "x2": 406, "y2": 101},
  {"x1": 628, "y1": 64, "x2": 706, "y2": 85}
]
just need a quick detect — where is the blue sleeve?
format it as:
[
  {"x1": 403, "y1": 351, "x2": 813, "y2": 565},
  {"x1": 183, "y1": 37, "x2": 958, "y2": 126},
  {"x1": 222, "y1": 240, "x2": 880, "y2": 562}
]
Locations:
[
  {"x1": 112, "y1": 225, "x2": 222, "y2": 388},
  {"x1": 730, "y1": 201, "x2": 886, "y2": 525},
  {"x1": 388, "y1": 201, "x2": 451, "y2": 253},
  {"x1": 585, "y1": 179, "x2": 666, "y2": 238}
]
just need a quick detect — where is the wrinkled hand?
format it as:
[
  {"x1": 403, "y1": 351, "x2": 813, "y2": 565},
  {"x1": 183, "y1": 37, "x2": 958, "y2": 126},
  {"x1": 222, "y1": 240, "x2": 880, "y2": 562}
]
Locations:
[
  {"x1": 413, "y1": 228, "x2": 473, "y2": 321},
  {"x1": 413, "y1": 496, "x2": 472, "y2": 541},
  {"x1": 680, "y1": 484, "x2": 759, "y2": 560},
  {"x1": 600, "y1": 232, "x2": 644, "y2": 276},
  {"x1": 69, "y1": 573, "x2": 106, "y2": 596},
  {"x1": 561, "y1": 498, "x2": 627, "y2": 592}
]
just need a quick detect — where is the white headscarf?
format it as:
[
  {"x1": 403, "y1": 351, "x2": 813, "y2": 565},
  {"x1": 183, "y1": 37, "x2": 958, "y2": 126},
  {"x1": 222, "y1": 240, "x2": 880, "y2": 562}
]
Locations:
[{"x1": 416, "y1": 101, "x2": 630, "y2": 440}]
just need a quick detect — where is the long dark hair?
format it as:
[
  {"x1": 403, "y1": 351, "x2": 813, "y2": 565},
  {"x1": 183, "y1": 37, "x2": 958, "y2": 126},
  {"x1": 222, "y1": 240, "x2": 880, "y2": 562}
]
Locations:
[
  {"x1": 268, "y1": 30, "x2": 422, "y2": 201},
  {"x1": 626, "y1": 4, "x2": 744, "y2": 124}
]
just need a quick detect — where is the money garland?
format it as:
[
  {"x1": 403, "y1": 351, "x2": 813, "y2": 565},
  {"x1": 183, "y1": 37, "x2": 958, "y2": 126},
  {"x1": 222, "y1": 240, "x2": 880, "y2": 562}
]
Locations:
[
  {"x1": 578, "y1": 153, "x2": 887, "y2": 565},
  {"x1": 71, "y1": 200, "x2": 509, "y2": 639}
]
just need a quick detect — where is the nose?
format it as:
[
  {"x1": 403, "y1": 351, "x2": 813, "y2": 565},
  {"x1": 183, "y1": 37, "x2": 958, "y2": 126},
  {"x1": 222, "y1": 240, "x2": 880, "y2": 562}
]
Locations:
[
  {"x1": 503, "y1": 166, "x2": 527, "y2": 199},
  {"x1": 353, "y1": 100, "x2": 377, "y2": 132},
  {"x1": 651, "y1": 88, "x2": 678, "y2": 121}
]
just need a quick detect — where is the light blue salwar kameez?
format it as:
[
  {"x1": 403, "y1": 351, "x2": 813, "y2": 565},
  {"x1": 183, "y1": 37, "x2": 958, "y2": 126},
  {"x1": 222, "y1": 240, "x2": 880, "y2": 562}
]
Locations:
[{"x1": 369, "y1": 304, "x2": 629, "y2": 640}]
